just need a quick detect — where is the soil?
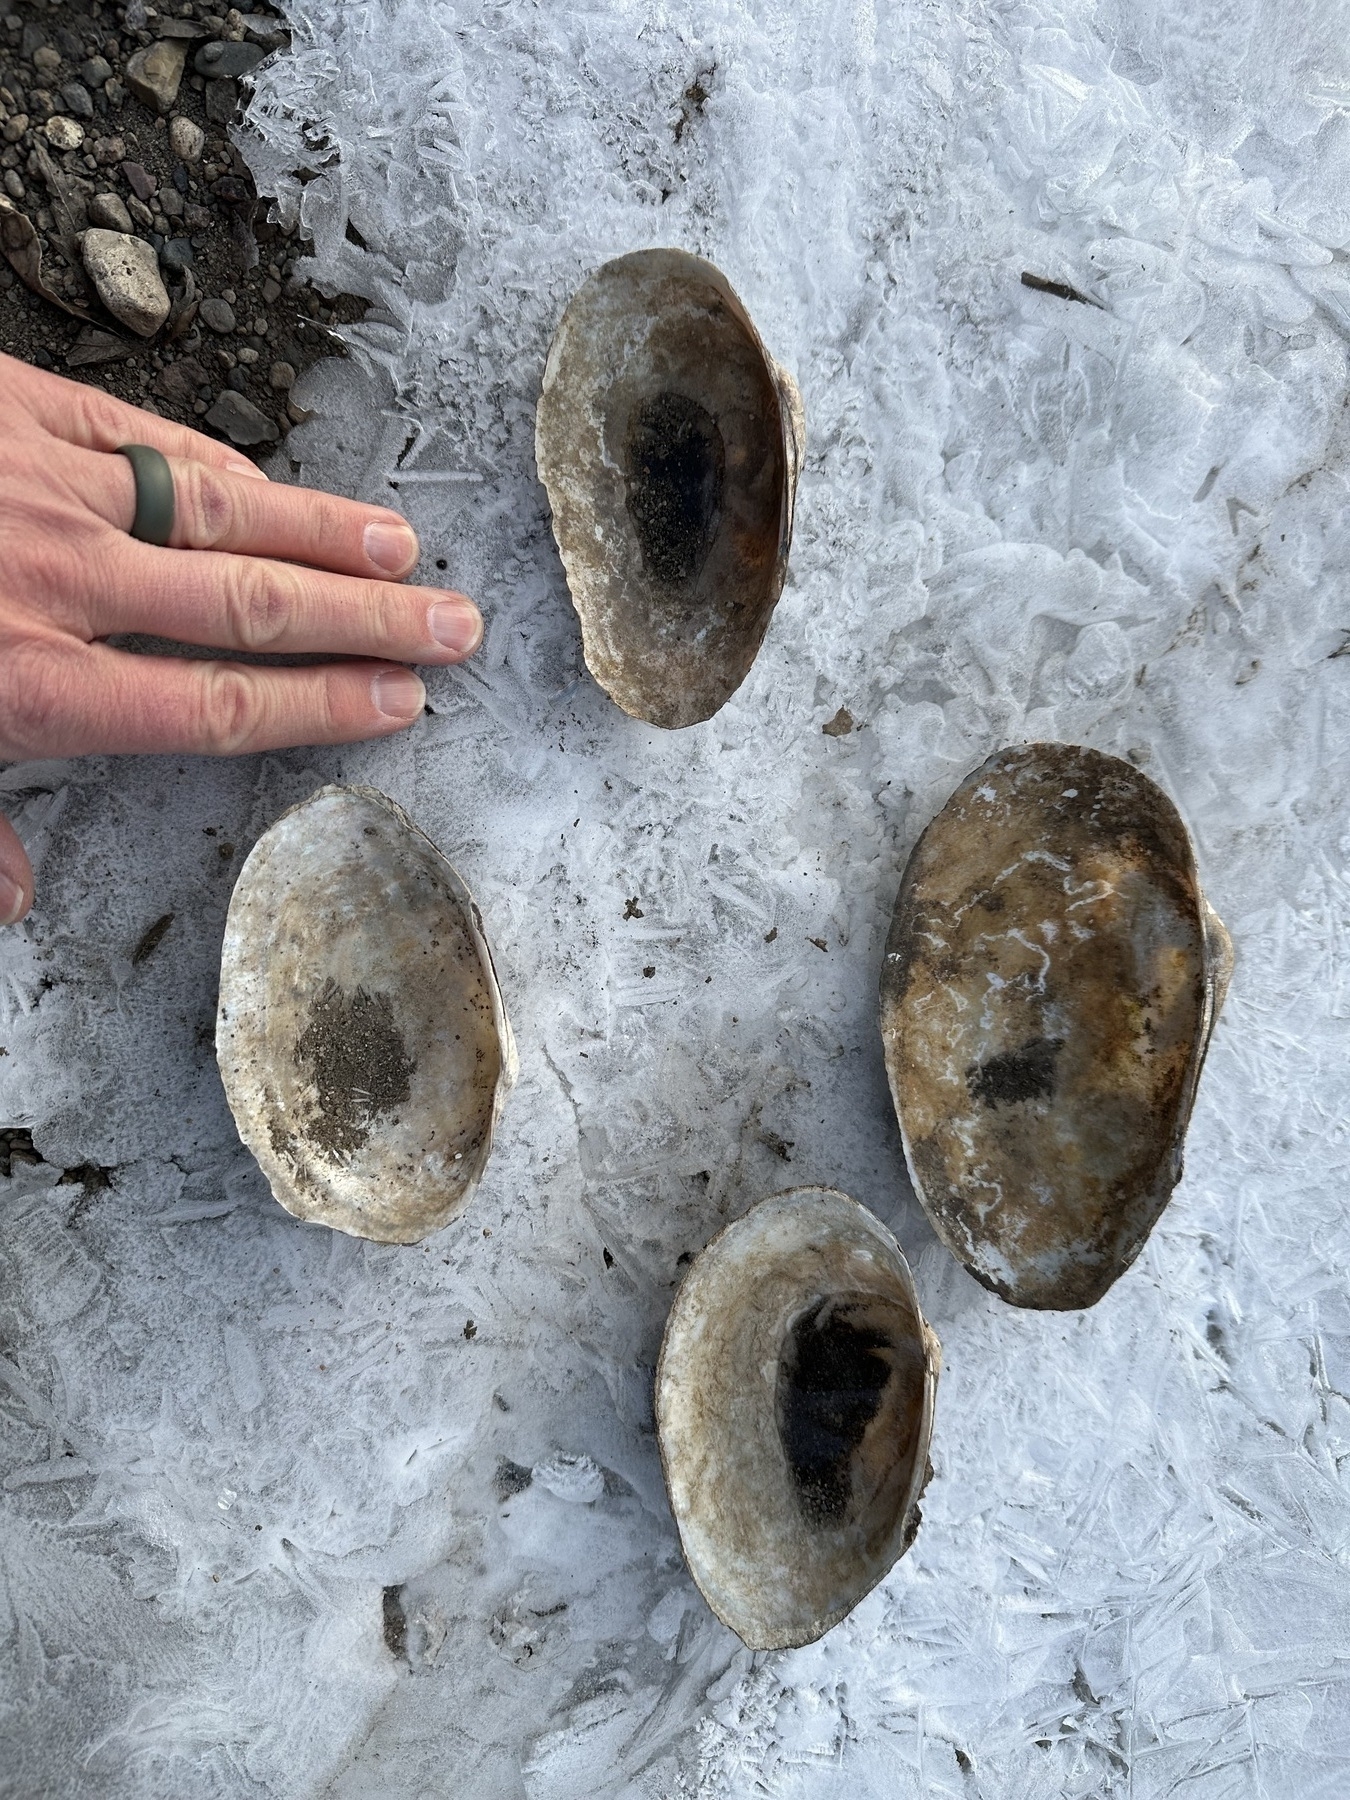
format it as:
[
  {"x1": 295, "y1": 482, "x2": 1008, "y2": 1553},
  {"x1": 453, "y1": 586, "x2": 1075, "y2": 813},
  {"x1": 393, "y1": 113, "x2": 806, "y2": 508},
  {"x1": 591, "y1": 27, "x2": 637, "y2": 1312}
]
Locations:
[{"x1": 0, "y1": 0, "x2": 361, "y2": 458}]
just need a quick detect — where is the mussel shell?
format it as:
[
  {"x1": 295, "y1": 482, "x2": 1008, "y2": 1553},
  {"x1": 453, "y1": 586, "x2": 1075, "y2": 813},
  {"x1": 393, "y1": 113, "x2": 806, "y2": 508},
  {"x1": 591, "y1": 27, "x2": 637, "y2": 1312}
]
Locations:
[
  {"x1": 536, "y1": 249, "x2": 804, "y2": 729},
  {"x1": 217, "y1": 786, "x2": 516, "y2": 1244},
  {"x1": 656, "y1": 1187, "x2": 940, "y2": 1650},
  {"x1": 880, "y1": 744, "x2": 1231, "y2": 1310}
]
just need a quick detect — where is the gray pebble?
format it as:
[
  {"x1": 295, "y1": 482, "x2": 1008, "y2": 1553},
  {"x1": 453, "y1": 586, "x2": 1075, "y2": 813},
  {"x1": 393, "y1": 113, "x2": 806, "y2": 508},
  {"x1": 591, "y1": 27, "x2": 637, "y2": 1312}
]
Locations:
[
  {"x1": 205, "y1": 389, "x2": 279, "y2": 446},
  {"x1": 60, "y1": 81, "x2": 94, "y2": 119},
  {"x1": 204, "y1": 77, "x2": 238, "y2": 124},
  {"x1": 199, "y1": 295, "x2": 236, "y2": 333},
  {"x1": 80, "y1": 56, "x2": 113, "y2": 88},
  {"x1": 88, "y1": 190, "x2": 133, "y2": 233},
  {"x1": 194, "y1": 40, "x2": 266, "y2": 78},
  {"x1": 104, "y1": 78, "x2": 125, "y2": 108},
  {"x1": 160, "y1": 236, "x2": 194, "y2": 272}
]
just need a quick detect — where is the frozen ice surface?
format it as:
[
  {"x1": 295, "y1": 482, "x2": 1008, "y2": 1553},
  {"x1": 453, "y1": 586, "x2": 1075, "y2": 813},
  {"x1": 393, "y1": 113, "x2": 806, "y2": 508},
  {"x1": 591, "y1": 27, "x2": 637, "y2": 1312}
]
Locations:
[{"x1": 3, "y1": 0, "x2": 1350, "y2": 1792}]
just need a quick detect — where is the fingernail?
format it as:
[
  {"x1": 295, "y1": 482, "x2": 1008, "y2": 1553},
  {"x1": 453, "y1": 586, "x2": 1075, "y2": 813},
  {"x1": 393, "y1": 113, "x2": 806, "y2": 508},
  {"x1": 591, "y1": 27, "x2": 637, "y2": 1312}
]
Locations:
[
  {"x1": 364, "y1": 518, "x2": 418, "y2": 574},
  {"x1": 427, "y1": 596, "x2": 483, "y2": 655},
  {"x1": 371, "y1": 667, "x2": 426, "y2": 722},
  {"x1": 0, "y1": 872, "x2": 27, "y2": 926},
  {"x1": 227, "y1": 457, "x2": 269, "y2": 481}
]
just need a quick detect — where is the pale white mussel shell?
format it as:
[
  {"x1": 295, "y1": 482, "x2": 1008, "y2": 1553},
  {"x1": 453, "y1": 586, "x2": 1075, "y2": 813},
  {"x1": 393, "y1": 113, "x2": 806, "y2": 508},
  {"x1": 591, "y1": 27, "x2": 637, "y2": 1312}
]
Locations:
[
  {"x1": 535, "y1": 248, "x2": 805, "y2": 730},
  {"x1": 217, "y1": 785, "x2": 516, "y2": 1244},
  {"x1": 880, "y1": 742, "x2": 1233, "y2": 1311},
  {"x1": 655, "y1": 1187, "x2": 940, "y2": 1651}
]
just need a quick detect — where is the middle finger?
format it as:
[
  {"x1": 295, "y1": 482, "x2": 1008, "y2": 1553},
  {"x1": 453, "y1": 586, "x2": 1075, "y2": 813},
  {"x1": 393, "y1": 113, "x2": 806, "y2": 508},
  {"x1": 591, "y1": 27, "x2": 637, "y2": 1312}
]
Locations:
[{"x1": 88, "y1": 532, "x2": 484, "y2": 662}]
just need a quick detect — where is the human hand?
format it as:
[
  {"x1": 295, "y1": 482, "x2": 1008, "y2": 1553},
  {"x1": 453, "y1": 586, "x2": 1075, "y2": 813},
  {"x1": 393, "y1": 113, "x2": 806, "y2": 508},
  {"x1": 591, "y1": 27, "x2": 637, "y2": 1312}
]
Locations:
[{"x1": 0, "y1": 351, "x2": 482, "y2": 926}]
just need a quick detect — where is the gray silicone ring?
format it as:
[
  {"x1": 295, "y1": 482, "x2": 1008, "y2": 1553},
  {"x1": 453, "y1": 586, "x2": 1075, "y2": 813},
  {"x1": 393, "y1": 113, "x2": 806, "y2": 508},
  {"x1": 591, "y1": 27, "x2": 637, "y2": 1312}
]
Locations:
[{"x1": 116, "y1": 444, "x2": 175, "y2": 546}]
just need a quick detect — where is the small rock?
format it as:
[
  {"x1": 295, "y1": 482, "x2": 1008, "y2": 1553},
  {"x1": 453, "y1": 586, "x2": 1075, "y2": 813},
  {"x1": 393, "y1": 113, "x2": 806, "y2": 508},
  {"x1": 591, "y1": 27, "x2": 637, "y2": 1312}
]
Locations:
[
  {"x1": 60, "y1": 80, "x2": 94, "y2": 119},
  {"x1": 104, "y1": 78, "x2": 126, "y2": 108},
  {"x1": 155, "y1": 18, "x2": 206, "y2": 38},
  {"x1": 168, "y1": 114, "x2": 203, "y2": 160},
  {"x1": 126, "y1": 195, "x2": 154, "y2": 229},
  {"x1": 153, "y1": 352, "x2": 206, "y2": 406},
  {"x1": 3, "y1": 113, "x2": 28, "y2": 143},
  {"x1": 205, "y1": 389, "x2": 278, "y2": 445},
  {"x1": 91, "y1": 135, "x2": 125, "y2": 165},
  {"x1": 193, "y1": 40, "x2": 265, "y2": 78},
  {"x1": 45, "y1": 115, "x2": 84, "y2": 150},
  {"x1": 121, "y1": 159, "x2": 156, "y2": 200},
  {"x1": 31, "y1": 45, "x2": 60, "y2": 79},
  {"x1": 261, "y1": 277, "x2": 280, "y2": 303},
  {"x1": 160, "y1": 187, "x2": 184, "y2": 219},
  {"x1": 2, "y1": 168, "x2": 22, "y2": 199},
  {"x1": 80, "y1": 227, "x2": 170, "y2": 336},
  {"x1": 88, "y1": 190, "x2": 133, "y2": 232},
  {"x1": 124, "y1": 40, "x2": 187, "y2": 115},
  {"x1": 268, "y1": 359, "x2": 295, "y2": 390},
  {"x1": 236, "y1": 13, "x2": 289, "y2": 46},
  {"x1": 204, "y1": 78, "x2": 237, "y2": 124},
  {"x1": 199, "y1": 295, "x2": 236, "y2": 333},
  {"x1": 225, "y1": 365, "x2": 249, "y2": 393},
  {"x1": 80, "y1": 56, "x2": 112, "y2": 88},
  {"x1": 160, "y1": 236, "x2": 194, "y2": 271},
  {"x1": 236, "y1": 345, "x2": 258, "y2": 364},
  {"x1": 20, "y1": 24, "x2": 46, "y2": 58}
]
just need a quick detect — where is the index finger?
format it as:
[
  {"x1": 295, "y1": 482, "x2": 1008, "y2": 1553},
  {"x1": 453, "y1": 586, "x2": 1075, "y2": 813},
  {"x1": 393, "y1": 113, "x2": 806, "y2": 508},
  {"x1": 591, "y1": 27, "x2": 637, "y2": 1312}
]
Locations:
[{"x1": 11, "y1": 352, "x2": 271, "y2": 476}]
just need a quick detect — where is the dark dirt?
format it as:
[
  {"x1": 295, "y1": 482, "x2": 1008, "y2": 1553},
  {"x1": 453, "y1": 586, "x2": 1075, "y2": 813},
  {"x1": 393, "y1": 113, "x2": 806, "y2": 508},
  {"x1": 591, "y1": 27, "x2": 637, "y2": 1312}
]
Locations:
[
  {"x1": 623, "y1": 389, "x2": 725, "y2": 585},
  {"x1": 776, "y1": 1299, "x2": 892, "y2": 1528},
  {"x1": 293, "y1": 978, "x2": 416, "y2": 1158},
  {"x1": 966, "y1": 1034, "x2": 1064, "y2": 1109},
  {"x1": 0, "y1": 0, "x2": 361, "y2": 456}
]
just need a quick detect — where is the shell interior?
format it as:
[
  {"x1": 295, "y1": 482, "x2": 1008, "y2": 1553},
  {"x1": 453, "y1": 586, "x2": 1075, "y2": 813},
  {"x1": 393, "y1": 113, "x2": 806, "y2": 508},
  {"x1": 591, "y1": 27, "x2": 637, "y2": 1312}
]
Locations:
[
  {"x1": 536, "y1": 248, "x2": 804, "y2": 729},
  {"x1": 656, "y1": 1187, "x2": 940, "y2": 1650},
  {"x1": 217, "y1": 785, "x2": 516, "y2": 1244},
  {"x1": 880, "y1": 743, "x2": 1230, "y2": 1310}
]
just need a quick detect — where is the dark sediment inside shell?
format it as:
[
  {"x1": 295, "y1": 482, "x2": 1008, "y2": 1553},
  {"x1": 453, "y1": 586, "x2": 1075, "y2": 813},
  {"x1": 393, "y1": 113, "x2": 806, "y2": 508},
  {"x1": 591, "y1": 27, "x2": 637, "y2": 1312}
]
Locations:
[
  {"x1": 535, "y1": 249, "x2": 803, "y2": 729},
  {"x1": 880, "y1": 743, "x2": 1231, "y2": 1311},
  {"x1": 655, "y1": 1187, "x2": 939, "y2": 1650}
]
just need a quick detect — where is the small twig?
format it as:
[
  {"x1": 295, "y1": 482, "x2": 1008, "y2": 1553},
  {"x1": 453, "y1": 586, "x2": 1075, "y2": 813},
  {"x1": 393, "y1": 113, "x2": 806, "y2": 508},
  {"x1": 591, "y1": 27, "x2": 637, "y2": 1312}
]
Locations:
[{"x1": 1021, "y1": 270, "x2": 1104, "y2": 310}]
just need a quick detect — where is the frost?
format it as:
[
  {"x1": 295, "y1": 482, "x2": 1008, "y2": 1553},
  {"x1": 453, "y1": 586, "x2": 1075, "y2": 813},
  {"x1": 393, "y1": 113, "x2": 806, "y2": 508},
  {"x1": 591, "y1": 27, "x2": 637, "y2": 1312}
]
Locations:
[{"x1": 4, "y1": 0, "x2": 1350, "y2": 1792}]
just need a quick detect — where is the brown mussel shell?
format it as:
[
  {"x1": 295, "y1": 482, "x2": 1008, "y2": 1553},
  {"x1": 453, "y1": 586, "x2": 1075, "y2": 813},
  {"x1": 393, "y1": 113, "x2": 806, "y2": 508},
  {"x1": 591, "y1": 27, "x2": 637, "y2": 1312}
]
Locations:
[
  {"x1": 655, "y1": 1187, "x2": 940, "y2": 1650},
  {"x1": 217, "y1": 786, "x2": 516, "y2": 1244},
  {"x1": 880, "y1": 744, "x2": 1232, "y2": 1310},
  {"x1": 536, "y1": 249, "x2": 804, "y2": 729}
]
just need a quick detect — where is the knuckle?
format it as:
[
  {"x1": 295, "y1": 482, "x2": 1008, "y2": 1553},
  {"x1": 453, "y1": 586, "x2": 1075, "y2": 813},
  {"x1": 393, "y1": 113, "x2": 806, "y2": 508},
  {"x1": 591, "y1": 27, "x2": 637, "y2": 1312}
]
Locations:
[
  {"x1": 180, "y1": 464, "x2": 235, "y2": 549},
  {"x1": 197, "y1": 666, "x2": 264, "y2": 756},
  {"x1": 227, "y1": 563, "x2": 302, "y2": 652},
  {"x1": 0, "y1": 642, "x2": 81, "y2": 756}
]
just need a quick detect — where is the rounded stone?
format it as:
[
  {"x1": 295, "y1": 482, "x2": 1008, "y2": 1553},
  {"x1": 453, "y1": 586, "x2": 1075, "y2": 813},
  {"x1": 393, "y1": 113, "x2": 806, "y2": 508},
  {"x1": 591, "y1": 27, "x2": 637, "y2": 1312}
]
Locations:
[
  {"x1": 168, "y1": 114, "x2": 204, "y2": 161},
  {"x1": 80, "y1": 227, "x2": 171, "y2": 337},
  {"x1": 88, "y1": 191, "x2": 133, "y2": 233},
  {"x1": 199, "y1": 295, "x2": 236, "y2": 333},
  {"x1": 44, "y1": 115, "x2": 84, "y2": 151}
]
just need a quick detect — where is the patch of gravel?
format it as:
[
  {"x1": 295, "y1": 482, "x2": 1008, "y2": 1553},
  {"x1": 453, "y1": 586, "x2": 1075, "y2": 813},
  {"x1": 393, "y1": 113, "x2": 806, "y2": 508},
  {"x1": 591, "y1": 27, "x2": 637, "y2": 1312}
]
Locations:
[{"x1": 0, "y1": 0, "x2": 363, "y2": 455}]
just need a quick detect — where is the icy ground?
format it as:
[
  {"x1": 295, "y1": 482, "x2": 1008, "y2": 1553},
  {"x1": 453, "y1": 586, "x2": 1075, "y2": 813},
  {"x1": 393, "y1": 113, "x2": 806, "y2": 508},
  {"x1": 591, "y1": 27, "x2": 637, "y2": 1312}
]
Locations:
[{"x1": 4, "y1": 0, "x2": 1350, "y2": 1792}]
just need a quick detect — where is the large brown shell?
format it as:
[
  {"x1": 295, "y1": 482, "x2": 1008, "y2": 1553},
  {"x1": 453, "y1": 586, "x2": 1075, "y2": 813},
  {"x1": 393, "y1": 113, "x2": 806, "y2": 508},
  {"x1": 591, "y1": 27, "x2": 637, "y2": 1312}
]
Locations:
[
  {"x1": 880, "y1": 744, "x2": 1231, "y2": 1310},
  {"x1": 217, "y1": 786, "x2": 516, "y2": 1244},
  {"x1": 655, "y1": 1187, "x2": 940, "y2": 1650},
  {"x1": 535, "y1": 249, "x2": 804, "y2": 729}
]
